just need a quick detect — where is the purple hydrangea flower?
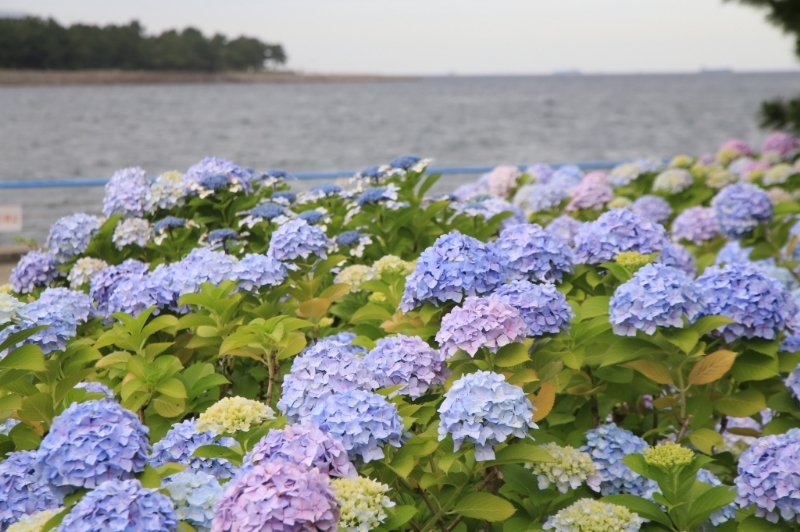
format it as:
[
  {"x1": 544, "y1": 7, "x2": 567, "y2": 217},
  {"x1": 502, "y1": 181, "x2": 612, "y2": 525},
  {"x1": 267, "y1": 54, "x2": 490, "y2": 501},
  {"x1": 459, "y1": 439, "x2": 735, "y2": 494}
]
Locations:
[
  {"x1": 715, "y1": 241, "x2": 752, "y2": 266},
  {"x1": 212, "y1": 459, "x2": 339, "y2": 532},
  {"x1": 230, "y1": 254, "x2": 286, "y2": 292},
  {"x1": 550, "y1": 164, "x2": 584, "y2": 189},
  {"x1": 762, "y1": 131, "x2": 797, "y2": 157},
  {"x1": 566, "y1": 182, "x2": 613, "y2": 211},
  {"x1": 149, "y1": 419, "x2": 239, "y2": 480},
  {"x1": 45, "y1": 213, "x2": 101, "y2": 263},
  {"x1": 609, "y1": 264, "x2": 705, "y2": 336},
  {"x1": 631, "y1": 195, "x2": 673, "y2": 224},
  {"x1": 364, "y1": 334, "x2": 450, "y2": 398},
  {"x1": 581, "y1": 423, "x2": 659, "y2": 498},
  {"x1": 0, "y1": 451, "x2": 58, "y2": 528},
  {"x1": 400, "y1": 231, "x2": 504, "y2": 311},
  {"x1": 90, "y1": 259, "x2": 150, "y2": 315},
  {"x1": 10, "y1": 250, "x2": 60, "y2": 294},
  {"x1": 36, "y1": 399, "x2": 150, "y2": 495},
  {"x1": 435, "y1": 296, "x2": 528, "y2": 357},
  {"x1": 785, "y1": 365, "x2": 800, "y2": 401},
  {"x1": 267, "y1": 219, "x2": 329, "y2": 262},
  {"x1": 438, "y1": 371, "x2": 536, "y2": 461},
  {"x1": 573, "y1": 209, "x2": 668, "y2": 265},
  {"x1": 56, "y1": 478, "x2": 177, "y2": 532},
  {"x1": 546, "y1": 216, "x2": 583, "y2": 246},
  {"x1": 526, "y1": 163, "x2": 555, "y2": 183},
  {"x1": 244, "y1": 422, "x2": 356, "y2": 478},
  {"x1": 489, "y1": 281, "x2": 574, "y2": 337},
  {"x1": 102, "y1": 166, "x2": 149, "y2": 218},
  {"x1": 696, "y1": 263, "x2": 798, "y2": 342},
  {"x1": 711, "y1": 183, "x2": 773, "y2": 239},
  {"x1": 671, "y1": 206, "x2": 720, "y2": 245},
  {"x1": 655, "y1": 242, "x2": 697, "y2": 276},
  {"x1": 494, "y1": 224, "x2": 574, "y2": 283}
]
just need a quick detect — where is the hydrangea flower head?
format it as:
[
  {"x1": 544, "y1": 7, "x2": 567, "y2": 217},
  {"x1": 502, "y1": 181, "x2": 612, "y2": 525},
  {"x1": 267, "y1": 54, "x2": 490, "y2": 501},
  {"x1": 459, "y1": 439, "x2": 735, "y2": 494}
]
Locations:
[
  {"x1": 267, "y1": 219, "x2": 329, "y2": 262},
  {"x1": 487, "y1": 165, "x2": 522, "y2": 197},
  {"x1": 149, "y1": 419, "x2": 239, "y2": 479},
  {"x1": 764, "y1": 163, "x2": 794, "y2": 186},
  {"x1": 546, "y1": 216, "x2": 583, "y2": 246},
  {"x1": 762, "y1": 131, "x2": 797, "y2": 157},
  {"x1": 112, "y1": 217, "x2": 151, "y2": 249},
  {"x1": 10, "y1": 251, "x2": 60, "y2": 294},
  {"x1": 298, "y1": 210, "x2": 326, "y2": 224},
  {"x1": 310, "y1": 389, "x2": 406, "y2": 463},
  {"x1": 7, "y1": 508, "x2": 63, "y2": 532},
  {"x1": 543, "y1": 499, "x2": 644, "y2": 532},
  {"x1": 75, "y1": 381, "x2": 114, "y2": 397},
  {"x1": 581, "y1": 423, "x2": 659, "y2": 498},
  {"x1": 145, "y1": 170, "x2": 186, "y2": 212},
  {"x1": 332, "y1": 476, "x2": 394, "y2": 532},
  {"x1": 717, "y1": 139, "x2": 753, "y2": 165},
  {"x1": 56, "y1": 478, "x2": 177, "y2": 532},
  {"x1": 643, "y1": 443, "x2": 694, "y2": 467},
  {"x1": 706, "y1": 167, "x2": 738, "y2": 189},
  {"x1": 373, "y1": 255, "x2": 414, "y2": 277},
  {"x1": 230, "y1": 254, "x2": 286, "y2": 292},
  {"x1": 527, "y1": 442, "x2": 601, "y2": 493},
  {"x1": 400, "y1": 231, "x2": 504, "y2": 311},
  {"x1": 438, "y1": 370, "x2": 536, "y2": 460},
  {"x1": 244, "y1": 422, "x2": 356, "y2": 478},
  {"x1": 206, "y1": 229, "x2": 239, "y2": 249},
  {"x1": 212, "y1": 459, "x2": 339, "y2": 532},
  {"x1": 573, "y1": 209, "x2": 667, "y2": 265},
  {"x1": 495, "y1": 224, "x2": 574, "y2": 283},
  {"x1": 161, "y1": 470, "x2": 222, "y2": 532},
  {"x1": 489, "y1": 281, "x2": 574, "y2": 337},
  {"x1": 609, "y1": 161, "x2": 647, "y2": 187},
  {"x1": 46, "y1": 213, "x2": 101, "y2": 262},
  {"x1": 272, "y1": 191, "x2": 297, "y2": 204},
  {"x1": 364, "y1": 334, "x2": 450, "y2": 398},
  {"x1": 389, "y1": 154, "x2": 422, "y2": 170},
  {"x1": 512, "y1": 183, "x2": 568, "y2": 213},
  {"x1": 102, "y1": 166, "x2": 149, "y2": 218},
  {"x1": 183, "y1": 157, "x2": 252, "y2": 196},
  {"x1": 436, "y1": 296, "x2": 528, "y2": 357},
  {"x1": 566, "y1": 182, "x2": 613, "y2": 211},
  {"x1": 653, "y1": 169, "x2": 693, "y2": 194},
  {"x1": 655, "y1": 242, "x2": 696, "y2": 276},
  {"x1": 357, "y1": 186, "x2": 397, "y2": 206},
  {"x1": 310, "y1": 183, "x2": 342, "y2": 196},
  {"x1": 246, "y1": 203, "x2": 285, "y2": 224},
  {"x1": 696, "y1": 262, "x2": 798, "y2": 342},
  {"x1": 711, "y1": 183, "x2": 773, "y2": 239},
  {"x1": 0, "y1": 293, "x2": 23, "y2": 323},
  {"x1": 671, "y1": 206, "x2": 720, "y2": 245},
  {"x1": 0, "y1": 451, "x2": 59, "y2": 528},
  {"x1": 36, "y1": 399, "x2": 150, "y2": 495},
  {"x1": 631, "y1": 195, "x2": 672, "y2": 224},
  {"x1": 89, "y1": 259, "x2": 149, "y2": 314},
  {"x1": 196, "y1": 397, "x2": 274, "y2": 435},
  {"x1": 334, "y1": 265, "x2": 375, "y2": 289},
  {"x1": 68, "y1": 257, "x2": 108, "y2": 288}
]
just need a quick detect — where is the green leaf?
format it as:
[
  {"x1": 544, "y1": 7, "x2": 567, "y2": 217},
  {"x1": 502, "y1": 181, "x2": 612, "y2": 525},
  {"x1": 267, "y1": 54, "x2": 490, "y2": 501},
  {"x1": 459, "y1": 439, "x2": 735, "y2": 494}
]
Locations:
[
  {"x1": 685, "y1": 485, "x2": 737, "y2": 530},
  {"x1": 688, "y1": 350, "x2": 736, "y2": 385},
  {"x1": 152, "y1": 396, "x2": 186, "y2": 418},
  {"x1": 660, "y1": 327, "x2": 699, "y2": 354},
  {"x1": 602, "y1": 495, "x2": 673, "y2": 528},
  {"x1": 486, "y1": 443, "x2": 554, "y2": 465},
  {"x1": 350, "y1": 304, "x2": 393, "y2": 323},
  {"x1": 494, "y1": 343, "x2": 530, "y2": 368},
  {"x1": 763, "y1": 416, "x2": 800, "y2": 435},
  {"x1": 623, "y1": 360, "x2": 674, "y2": 385},
  {"x1": 0, "y1": 394, "x2": 22, "y2": 413},
  {"x1": 580, "y1": 296, "x2": 610, "y2": 320},
  {"x1": 451, "y1": 492, "x2": 516, "y2": 522},
  {"x1": 714, "y1": 389, "x2": 767, "y2": 417},
  {"x1": 688, "y1": 428, "x2": 724, "y2": 455},
  {"x1": 137, "y1": 465, "x2": 161, "y2": 489},
  {"x1": 0, "y1": 344, "x2": 45, "y2": 371},
  {"x1": 767, "y1": 391, "x2": 800, "y2": 413},
  {"x1": 737, "y1": 515, "x2": 786, "y2": 531},
  {"x1": 380, "y1": 505, "x2": 417, "y2": 530},
  {"x1": 193, "y1": 444, "x2": 243, "y2": 467},
  {"x1": 156, "y1": 378, "x2": 187, "y2": 399},
  {"x1": 18, "y1": 392, "x2": 55, "y2": 424},
  {"x1": 690, "y1": 315, "x2": 734, "y2": 336},
  {"x1": 731, "y1": 352, "x2": 778, "y2": 382},
  {"x1": 9, "y1": 422, "x2": 41, "y2": 450},
  {"x1": 40, "y1": 508, "x2": 69, "y2": 532}
]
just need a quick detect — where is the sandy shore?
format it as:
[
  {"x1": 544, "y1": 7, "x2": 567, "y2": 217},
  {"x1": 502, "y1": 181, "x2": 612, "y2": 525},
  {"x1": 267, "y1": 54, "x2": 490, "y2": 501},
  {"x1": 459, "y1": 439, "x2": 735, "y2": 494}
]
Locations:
[{"x1": 0, "y1": 70, "x2": 412, "y2": 86}]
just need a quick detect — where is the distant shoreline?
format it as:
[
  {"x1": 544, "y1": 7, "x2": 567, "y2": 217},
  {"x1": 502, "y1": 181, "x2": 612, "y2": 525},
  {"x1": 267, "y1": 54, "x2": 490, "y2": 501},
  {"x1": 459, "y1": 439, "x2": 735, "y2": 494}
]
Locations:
[{"x1": 0, "y1": 70, "x2": 413, "y2": 86}]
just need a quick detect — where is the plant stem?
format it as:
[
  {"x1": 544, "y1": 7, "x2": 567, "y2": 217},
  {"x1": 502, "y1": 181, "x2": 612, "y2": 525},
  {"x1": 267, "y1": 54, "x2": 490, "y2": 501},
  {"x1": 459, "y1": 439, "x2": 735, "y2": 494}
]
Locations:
[
  {"x1": 265, "y1": 351, "x2": 276, "y2": 407},
  {"x1": 419, "y1": 463, "x2": 478, "y2": 532}
]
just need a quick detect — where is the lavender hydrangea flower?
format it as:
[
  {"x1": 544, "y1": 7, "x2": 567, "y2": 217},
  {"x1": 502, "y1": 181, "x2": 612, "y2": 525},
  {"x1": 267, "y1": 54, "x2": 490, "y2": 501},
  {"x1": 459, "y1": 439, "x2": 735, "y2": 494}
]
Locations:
[
  {"x1": 145, "y1": 171, "x2": 186, "y2": 213},
  {"x1": 631, "y1": 195, "x2": 673, "y2": 224},
  {"x1": 526, "y1": 163, "x2": 555, "y2": 183},
  {"x1": 438, "y1": 371, "x2": 536, "y2": 461},
  {"x1": 75, "y1": 381, "x2": 114, "y2": 397},
  {"x1": 546, "y1": 216, "x2": 583, "y2": 247},
  {"x1": 609, "y1": 161, "x2": 648, "y2": 187},
  {"x1": 364, "y1": 334, "x2": 450, "y2": 398},
  {"x1": 581, "y1": 423, "x2": 659, "y2": 498},
  {"x1": 513, "y1": 183, "x2": 569, "y2": 213},
  {"x1": 45, "y1": 213, "x2": 101, "y2": 262},
  {"x1": 714, "y1": 241, "x2": 752, "y2": 266},
  {"x1": 112, "y1": 217, "x2": 151, "y2": 249},
  {"x1": 102, "y1": 166, "x2": 149, "y2": 218},
  {"x1": 0, "y1": 418, "x2": 19, "y2": 435},
  {"x1": 0, "y1": 451, "x2": 58, "y2": 528},
  {"x1": 653, "y1": 168, "x2": 693, "y2": 194},
  {"x1": 671, "y1": 206, "x2": 720, "y2": 245},
  {"x1": 609, "y1": 264, "x2": 705, "y2": 336},
  {"x1": 696, "y1": 263, "x2": 798, "y2": 342},
  {"x1": 162, "y1": 470, "x2": 222, "y2": 532},
  {"x1": 655, "y1": 242, "x2": 696, "y2": 276},
  {"x1": 310, "y1": 389, "x2": 406, "y2": 463},
  {"x1": 89, "y1": 259, "x2": 149, "y2": 314},
  {"x1": 182, "y1": 157, "x2": 252, "y2": 196},
  {"x1": 267, "y1": 219, "x2": 329, "y2": 262},
  {"x1": 435, "y1": 296, "x2": 528, "y2": 357},
  {"x1": 230, "y1": 254, "x2": 286, "y2": 291},
  {"x1": 106, "y1": 272, "x2": 159, "y2": 317},
  {"x1": 400, "y1": 231, "x2": 504, "y2": 311},
  {"x1": 696, "y1": 469, "x2": 736, "y2": 525},
  {"x1": 36, "y1": 399, "x2": 150, "y2": 495},
  {"x1": 711, "y1": 183, "x2": 773, "y2": 239},
  {"x1": 56, "y1": 478, "x2": 177, "y2": 532},
  {"x1": 10, "y1": 251, "x2": 60, "y2": 294},
  {"x1": 212, "y1": 459, "x2": 339, "y2": 532},
  {"x1": 244, "y1": 422, "x2": 356, "y2": 478},
  {"x1": 550, "y1": 164, "x2": 584, "y2": 189},
  {"x1": 573, "y1": 209, "x2": 668, "y2": 265},
  {"x1": 494, "y1": 224, "x2": 574, "y2": 283},
  {"x1": 735, "y1": 428, "x2": 800, "y2": 524},
  {"x1": 277, "y1": 340, "x2": 377, "y2": 423},
  {"x1": 489, "y1": 281, "x2": 574, "y2": 337},
  {"x1": 206, "y1": 229, "x2": 239, "y2": 249},
  {"x1": 566, "y1": 182, "x2": 613, "y2": 211},
  {"x1": 717, "y1": 139, "x2": 753, "y2": 164},
  {"x1": 486, "y1": 165, "x2": 522, "y2": 197},
  {"x1": 762, "y1": 131, "x2": 797, "y2": 158},
  {"x1": 149, "y1": 420, "x2": 238, "y2": 480}
]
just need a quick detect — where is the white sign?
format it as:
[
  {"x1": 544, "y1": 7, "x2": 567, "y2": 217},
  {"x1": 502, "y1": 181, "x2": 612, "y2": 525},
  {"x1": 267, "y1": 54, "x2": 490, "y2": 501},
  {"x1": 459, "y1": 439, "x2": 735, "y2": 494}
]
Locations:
[{"x1": 0, "y1": 205, "x2": 22, "y2": 232}]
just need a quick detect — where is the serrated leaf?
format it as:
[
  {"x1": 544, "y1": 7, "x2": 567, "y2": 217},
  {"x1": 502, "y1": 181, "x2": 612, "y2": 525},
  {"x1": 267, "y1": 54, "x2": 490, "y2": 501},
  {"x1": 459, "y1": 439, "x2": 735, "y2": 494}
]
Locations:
[
  {"x1": 737, "y1": 515, "x2": 786, "y2": 531},
  {"x1": 732, "y1": 352, "x2": 778, "y2": 382},
  {"x1": 580, "y1": 296, "x2": 610, "y2": 320},
  {"x1": 137, "y1": 465, "x2": 161, "y2": 488},
  {"x1": 18, "y1": 392, "x2": 55, "y2": 424},
  {"x1": 714, "y1": 389, "x2": 766, "y2": 417},
  {"x1": 319, "y1": 283, "x2": 352, "y2": 301},
  {"x1": 152, "y1": 396, "x2": 185, "y2": 418},
  {"x1": 691, "y1": 315, "x2": 735, "y2": 336},
  {"x1": 296, "y1": 298, "x2": 331, "y2": 319},
  {"x1": 193, "y1": 444, "x2": 243, "y2": 466},
  {"x1": 350, "y1": 304, "x2": 393, "y2": 323},
  {"x1": 156, "y1": 378, "x2": 187, "y2": 399},
  {"x1": 380, "y1": 505, "x2": 417, "y2": 530},
  {"x1": 660, "y1": 327, "x2": 699, "y2": 354},
  {"x1": 95, "y1": 351, "x2": 131, "y2": 368},
  {"x1": 688, "y1": 428, "x2": 724, "y2": 454},
  {"x1": 530, "y1": 382, "x2": 556, "y2": 422},
  {"x1": 602, "y1": 495, "x2": 672, "y2": 528},
  {"x1": 507, "y1": 368, "x2": 539, "y2": 385},
  {"x1": 0, "y1": 344, "x2": 45, "y2": 371},
  {"x1": 452, "y1": 492, "x2": 516, "y2": 521},
  {"x1": 623, "y1": 360, "x2": 674, "y2": 385},
  {"x1": 487, "y1": 443, "x2": 554, "y2": 465},
  {"x1": 688, "y1": 350, "x2": 736, "y2": 385},
  {"x1": 494, "y1": 343, "x2": 530, "y2": 368}
]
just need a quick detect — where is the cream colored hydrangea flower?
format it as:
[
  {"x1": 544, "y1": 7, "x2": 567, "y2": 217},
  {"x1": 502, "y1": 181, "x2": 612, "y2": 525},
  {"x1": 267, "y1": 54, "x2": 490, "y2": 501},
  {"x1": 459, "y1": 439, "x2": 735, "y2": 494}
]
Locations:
[
  {"x1": 608, "y1": 197, "x2": 632, "y2": 209},
  {"x1": 527, "y1": 442, "x2": 601, "y2": 493},
  {"x1": 8, "y1": 508, "x2": 63, "y2": 532},
  {"x1": 332, "y1": 476, "x2": 395, "y2": 532},
  {"x1": 372, "y1": 255, "x2": 414, "y2": 277},
  {"x1": 335, "y1": 265, "x2": 375, "y2": 290},
  {"x1": 544, "y1": 499, "x2": 643, "y2": 532},
  {"x1": 196, "y1": 397, "x2": 274, "y2": 435}
]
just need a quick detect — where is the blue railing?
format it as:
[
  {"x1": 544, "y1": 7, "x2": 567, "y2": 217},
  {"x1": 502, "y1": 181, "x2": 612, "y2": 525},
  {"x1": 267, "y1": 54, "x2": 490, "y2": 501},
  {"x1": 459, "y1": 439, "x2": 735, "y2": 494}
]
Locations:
[{"x1": 0, "y1": 161, "x2": 627, "y2": 189}]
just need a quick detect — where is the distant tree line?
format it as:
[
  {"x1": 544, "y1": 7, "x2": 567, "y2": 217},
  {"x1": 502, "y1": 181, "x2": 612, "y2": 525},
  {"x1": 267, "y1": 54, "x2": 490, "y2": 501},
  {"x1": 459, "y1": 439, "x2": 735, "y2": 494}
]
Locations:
[{"x1": 0, "y1": 17, "x2": 286, "y2": 71}]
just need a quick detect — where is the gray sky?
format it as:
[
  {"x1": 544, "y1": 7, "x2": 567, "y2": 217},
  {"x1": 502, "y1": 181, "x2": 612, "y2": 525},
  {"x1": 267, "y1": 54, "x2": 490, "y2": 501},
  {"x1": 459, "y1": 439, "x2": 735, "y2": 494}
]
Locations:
[{"x1": 2, "y1": 0, "x2": 797, "y2": 74}]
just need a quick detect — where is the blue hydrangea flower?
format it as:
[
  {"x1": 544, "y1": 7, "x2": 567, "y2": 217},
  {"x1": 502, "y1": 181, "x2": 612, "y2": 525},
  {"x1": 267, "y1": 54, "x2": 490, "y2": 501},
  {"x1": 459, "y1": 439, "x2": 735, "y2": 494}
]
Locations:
[
  {"x1": 258, "y1": 169, "x2": 294, "y2": 183},
  {"x1": 364, "y1": 334, "x2": 450, "y2": 398},
  {"x1": 298, "y1": 210, "x2": 326, "y2": 224},
  {"x1": 102, "y1": 166, "x2": 149, "y2": 218},
  {"x1": 10, "y1": 251, "x2": 60, "y2": 294},
  {"x1": 490, "y1": 281, "x2": 574, "y2": 337},
  {"x1": 573, "y1": 209, "x2": 668, "y2": 265},
  {"x1": 631, "y1": 195, "x2": 673, "y2": 224},
  {"x1": 782, "y1": 334, "x2": 800, "y2": 354},
  {"x1": 438, "y1": 371, "x2": 536, "y2": 461},
  {"x1": 336, "y1": 230, "x2": 361, "y2": 247},
  {"x1": 711, "y1": 183, "x2": 773, "y2": 239},
  {"x1": 230, "y1": 254, "x2": 286, "y2": 292},
  {"x1": 581, "y1": 423, "x2": 659, "y2": 498},
  {"x1": 655, "y1": 242, "x2": 697, "y2": 277},
  {"x1": 112, "y1": 217, "x2": 152, "y2": 249},
  {"x1": 389, "y1": 155, "x2": 422, "y2": 170},
  {"x1": 310, "y1": 389, "x2": 406, "y2": 463},
  {"x1": 212, "y1": 459, "x2": 339, "y2": 532},
  {"x1": 148, "y1": 419, "x2": 238, "y2": 480},
  {"x1": 75, "y1": 381, "x2": 114, "y2": 397},
  {"x1": 145, "y1": 171, "x2": 187, "y2": 213},
  {"x1": 56, "y1": 478, "x2": 177, "y2": 532},
  {"x1": 45, "y1": 214, "x2": 101, "y2": 263},
  {"x1": 696, "y1": 469, "x2": 736, "y2": 525},
  {"x1": 494, "y1": 224, "x2": 574, "y2": 283},
  {"x1": 267, "y1": 219, "x2": 329, "y2": 262},
  {"x1": 244, "y1": 422, "x2": 356, "y2": 478},
  {"x1": 355, "y1": 165, "x2": 389, "y2": 182},
  {"x1": 0, "y1": 293, "x2": 23, "y2": 323},
  {"x1": 89, "y1": 260, "x2": 149, "y2": 315},
  {"x1": 249, "y1": 203, "x2": 285, "y2": 221},
  {"x1": 0, "y1": 418, "x2": 19, "y2": 435},
  {"x1": 609, "y1": 264, "x2": 705, "y2": 336},
  {"x1": 36, "y1": 399, "x2": 150, "y2": 495},
  {"x1": 436, "y1": 296, "x2": 528, "y2": 357},
  {"x1": 0, "y1": 451, "x2": 58, "y2": 529},
  {"x1": 735, "y1": 428, "x2": 800, "y2": 524},
  {"x1": 310, "y1": 183, "x2": 342, "y2": 196},
  {"x1": 526, "y1": 163, "x2": 555, "y2": 183},
  {"x1": 151, "y1": 248, "x2": 237, "y2": 310},
  {"x1": 400, "y1": 231, "x2": 504, "y2": 311},
  {"x1": 272, "y1": 191, "x2": 297, "y2": 204},
  {"x1": 161, "y1": 470, "x2": 222, "y2": 532},
  {"x1": 696, "y1": 263, "x2": 798, "y2": 342},
  {"x1": 715, "y1": 241, "x2": 752, "y2": 266},
  {"x1": 512, "y1": 183, "x2": 569, "y2": 213},
  {"x1": 550, "y1": 164, "x2": 584, "y2": 189},
  {"x1": 357, "y1": 186, "x2": 398, "y2": 206},
  {"x1": 278, "y1": 339, "x2": 377, "y2": 424},
  {"x1": 671, "y1": 206, "x2": 720, "y2": 245},
  {"x1": 182, "y1": 157, "x2": 252, "y2": 196},
  {"x1": 153, "y1": 217, "x2": 187, "y2": 233},
  {"x1": 207, "y1": 229, "x2": 239, "y2": 249},
  {"x1": 546, "y1": 216, "x2": 583, "y2": 246},
  {"x1": 106, "y1": 272, "x2": 159, "y2": 317}
]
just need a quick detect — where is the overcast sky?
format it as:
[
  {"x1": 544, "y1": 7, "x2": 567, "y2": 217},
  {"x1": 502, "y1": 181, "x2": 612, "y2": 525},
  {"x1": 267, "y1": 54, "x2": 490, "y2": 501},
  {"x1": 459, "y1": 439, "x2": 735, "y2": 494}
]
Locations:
[{"x1": 2, "y1": 0, "x2": 797, "y2": 75}]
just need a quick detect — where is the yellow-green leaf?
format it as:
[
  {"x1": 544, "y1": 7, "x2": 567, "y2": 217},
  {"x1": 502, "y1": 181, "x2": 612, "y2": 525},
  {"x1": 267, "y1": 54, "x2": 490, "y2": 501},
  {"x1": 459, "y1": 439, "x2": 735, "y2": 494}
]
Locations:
[
  {"x1": 452, "y1": 493, "x2": 516, "y2": 521},
  {"x1": 156, "y1": 378, "x2": 187, "y2": 399},
  {"x1": 296, "y1": 298, "x2": 332, "y2": 319},
  {"x1": 623, "y1": 360, "x2": 674, "y2": 385},
  {"x1": 152, "y1": 396, "x2": 186, "y2": 418},
  {"x1": 688, "y1": 350, "x2": 736, "y2": 386},
  {"x1": 714, "y1": 389, "x2": 766, "y2": 417},
  {"x1": 687, "y1": 428, "x2": 724, "y2": 455},
  {"x1": 530, "y1": 383, "x2": 556, "y2": 422},
  {"x1": 494, "y1": 343, "x2": 530, "y2": 368}
]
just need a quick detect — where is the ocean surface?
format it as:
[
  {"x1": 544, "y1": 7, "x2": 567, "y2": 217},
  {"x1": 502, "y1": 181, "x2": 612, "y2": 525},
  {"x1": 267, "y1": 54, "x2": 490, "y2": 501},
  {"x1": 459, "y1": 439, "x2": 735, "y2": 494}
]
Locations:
[{"x1": 1, "y1": 72, "x2": 799, "y2": 245}]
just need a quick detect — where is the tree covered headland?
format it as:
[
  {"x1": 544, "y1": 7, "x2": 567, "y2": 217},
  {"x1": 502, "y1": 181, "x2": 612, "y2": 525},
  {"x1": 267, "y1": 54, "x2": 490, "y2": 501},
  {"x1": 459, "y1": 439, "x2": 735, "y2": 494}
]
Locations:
[{"x1": 0, "y1": 17, "x2": 286, "y2": 71}]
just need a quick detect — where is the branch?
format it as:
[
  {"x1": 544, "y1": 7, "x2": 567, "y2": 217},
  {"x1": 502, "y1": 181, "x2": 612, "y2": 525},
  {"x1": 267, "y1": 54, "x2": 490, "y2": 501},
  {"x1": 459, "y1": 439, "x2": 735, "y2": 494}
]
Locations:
[{"x1": 676, "y1": 414, "x2": 694, "y2": 443}]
